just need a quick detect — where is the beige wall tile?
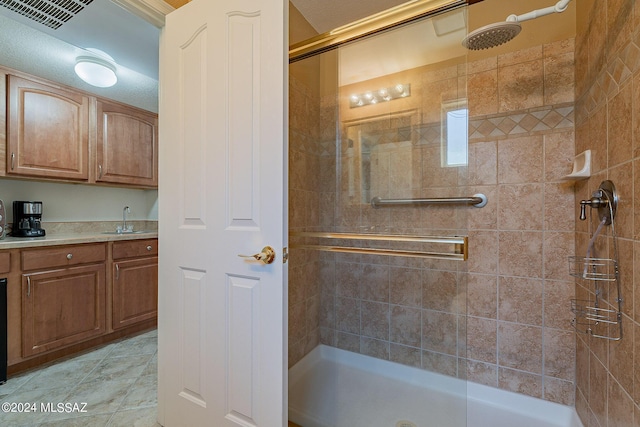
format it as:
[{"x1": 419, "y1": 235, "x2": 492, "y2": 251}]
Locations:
[
  {"x1": 422, "y1": 270, "x2": 458, "y2": 312},
  {"x1": 498, "y1": 184, "x2": 544, "y2": 230},
  {"x1": 498, "y1": 60, "x2": 544, "y2": 112},
  {"x1": 465, "y1": 360, "x2": 497, "y2": 388},
  {"x1": 609, "y1": 162, "x2": 634, "y2": 240},
  {"x1": 467, "y1": 70, "x2": 499, "y2": 116},
  {"x1": 498, "y1": 322, "x2": 543, "y2": 373},
  {"x1": 498, "y1": 368, "x2": 543, "y2": 399},
  {"x1": 360, "y1": 301, "x2": 389, "y2": 341},
  {"x1": 390, "y1": 306, "x2": 421, "y2": 347},
  {"x1": 544, "y1": 131, "x2": 575, "y2": 182},
  {"x1": 498, "y1": 276, "x2": 543, "y2": 326},
  {"x1": 422, "y1": 310, "x2": 458, "y2": 355},
  {"x1": 467, "y1": 273, "x2": 497, "y2": 319},
  {"x1": 606, "y1": 0, "x2": 634, "y2": 57},
  {"x1": 575, "y1": 335, "x2": 590, "y2": 399},
  {"x1": 360, "y1": 264, "x2": 389, "y2": 302},
  {"x1": 608, "y1": 81, "x2": 633, "y2": 168},
  {"x1": 544, "y1": 231, "x2": 575, "y2": 281},
  {"x1": 606, "y1": 374, "x2": 635, "y2": 427},
  {"x1": 389, "y1": 266, "x2": 422, "y2": 307},
  {"x1": 544, "y1": 280, "x2": 575, "y2": 331},
  {"x1": 544, "y1": 329, "x2": 576, "y2": 381},
  {"x1": 544, "y1": 51, "x2": 576, "y2": 105},
  {"x1": 336, "y1": 297, "x2": 360, "y2": 335},
  {"x1": 544, "y1": 183, "x2": 575, "y2": 232},
  {"x1": 360, "y1": 337, "x2": 390, "y2": 360},
  {"x1": 389, "y1": 343, "x2": 421, "y2": 368},
  {"x1": 466, "y1": 317, "x2": 497, "y2": 364},
  {"x1": 497, "y1": 136, "x2": 544, "y2": 184},
  {"x1": 543, "y1": 377, "x2": 575, "y2": 406},
  {"x1": 467, "y1": 230, "x2": 498, "y2": 274},
  {"x1": 498, "y1": 231, "x2": 543, "y2": 278},
  {"x1": 422, "y1": 351, "x2": 457, "y2": 377},
  {"x1": 467, "y1": 140, "x2": 498, "y2": 185},
  {"x1": 589, "y1": 105, "x2": 608, "y2": 174},
  {"x1": 589, "y1": 355, "x2": 608, "y2": 427}
]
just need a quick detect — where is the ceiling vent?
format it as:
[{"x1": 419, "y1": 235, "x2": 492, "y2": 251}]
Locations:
[{"x1": 0, "y1": 0, "x2": 93, "y2": 30}]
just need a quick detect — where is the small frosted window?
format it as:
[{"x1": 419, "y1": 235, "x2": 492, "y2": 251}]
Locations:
[{"x1": 443, "y1": 107, "x2": 468, "y2": 167}]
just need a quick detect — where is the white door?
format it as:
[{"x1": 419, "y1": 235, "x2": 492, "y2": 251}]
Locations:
[{"x1": 157, "y1": 0, "x2": 288, "y2": 425}]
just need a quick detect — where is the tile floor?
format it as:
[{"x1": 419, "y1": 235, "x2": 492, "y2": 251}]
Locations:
[{"x1": 0, "y1": 329, "x2": 158, "y2": 427}]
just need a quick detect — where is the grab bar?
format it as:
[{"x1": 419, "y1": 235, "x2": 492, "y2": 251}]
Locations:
[
  {"x1": 290, "y1": 231, "x2": 468, "y2": 261},
  {"x1": 371, "y1": 193, "x2": 487, "y2": 208}
]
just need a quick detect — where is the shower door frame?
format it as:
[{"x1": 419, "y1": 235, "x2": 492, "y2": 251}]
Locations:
[{"x1": 289, "y1": 0, "x2": 467, "y2": 61}]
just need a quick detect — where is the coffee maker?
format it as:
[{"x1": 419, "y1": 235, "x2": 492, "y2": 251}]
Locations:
[{"x1": 12, "y1": 201, "x2": 45, "y2": 237}]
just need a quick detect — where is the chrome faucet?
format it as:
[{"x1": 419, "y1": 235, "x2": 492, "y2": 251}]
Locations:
[{"x1": 123, "y1": 206, "x2": 130, "y2": 231}]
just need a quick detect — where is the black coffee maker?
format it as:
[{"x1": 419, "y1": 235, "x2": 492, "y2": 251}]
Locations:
[{"x1": 12, "y1": 201, "x2": 45, "y2": 237}]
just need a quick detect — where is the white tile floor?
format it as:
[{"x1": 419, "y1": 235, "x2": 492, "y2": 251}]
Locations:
[{"x1": 0, "y1": 329, "x2": 158, "y2": 427}]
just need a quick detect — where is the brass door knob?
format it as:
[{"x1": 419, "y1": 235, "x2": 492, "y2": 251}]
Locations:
[{"x1": 238, "y1": 246, "x2": 276, "y2": 264}]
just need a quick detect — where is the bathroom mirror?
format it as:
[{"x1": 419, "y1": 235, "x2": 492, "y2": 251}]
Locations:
[{"x1": 342, "y1": 110, "x2": 418, "y2": 204}]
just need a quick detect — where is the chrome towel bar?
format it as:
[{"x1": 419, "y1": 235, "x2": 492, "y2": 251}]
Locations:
[{"x1": 371, "y1": 193, "x2": 487, "y2": 208}]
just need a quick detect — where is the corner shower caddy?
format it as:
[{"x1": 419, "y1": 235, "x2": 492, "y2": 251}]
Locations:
[{"x1": 569, "y1": 180, "x2": 623, "y2": 341}]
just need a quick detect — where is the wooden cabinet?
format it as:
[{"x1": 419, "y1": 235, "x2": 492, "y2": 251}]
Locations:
[
  {"x1": 6, "y1": 75, "x2": 89, "y2": 180},
  {"x1": 20, "y1": 244, "x2": 106, "y2": 357},
  {"x1": 0, "y1": 70, "x2": 158, "y2": 188},
  {"x1": 96, "y1": 100, "x2": 158, "y2": 187},
  {"x1": 3, "y1": 238, "x2": 158, "y2": 373},
  {"x1": 112, "y1": 239, "x2": 157, "y2": 329}
]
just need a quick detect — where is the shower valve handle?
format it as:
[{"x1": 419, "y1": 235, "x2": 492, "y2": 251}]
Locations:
[{"x1": 579, "y1": 190, "x2": 608, "y2": 221}]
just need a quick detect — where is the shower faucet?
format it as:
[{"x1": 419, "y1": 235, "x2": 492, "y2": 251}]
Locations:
[
  {"x1": 579, "y1": 191, "x2": 607, "y2": 221},
  {"x1": 579, "y1": 180, "x2": 617, "y2": 224}
]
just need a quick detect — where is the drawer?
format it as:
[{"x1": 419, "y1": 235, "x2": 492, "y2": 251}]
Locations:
[
  {"x1": 113, "y1": 239, "x2": 158, "y2": 260},
  {"x1": 22, "y1": 243, "x2": 106, "y2": 271},
  {"x1": 0, "y1": 252, "x2": 10, "y2": 274}
]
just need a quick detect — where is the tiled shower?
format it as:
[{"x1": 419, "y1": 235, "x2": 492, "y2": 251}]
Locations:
[{"x1": 289, "y1": 0, "x2": 640, "y2": 425}]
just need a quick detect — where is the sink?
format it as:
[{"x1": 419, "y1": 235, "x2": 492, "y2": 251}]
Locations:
[{"x1": 101, "y1": 230, "x2": 153, "y2": 235}]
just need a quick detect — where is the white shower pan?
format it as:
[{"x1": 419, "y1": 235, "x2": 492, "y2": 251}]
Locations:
[{"x1": 289, "y1": 345, "x2": 583, "y2": 427}]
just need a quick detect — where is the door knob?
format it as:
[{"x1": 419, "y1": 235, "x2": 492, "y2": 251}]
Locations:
[{"x1": 238, "y1": 246, "x2": 276, "y2": 264}]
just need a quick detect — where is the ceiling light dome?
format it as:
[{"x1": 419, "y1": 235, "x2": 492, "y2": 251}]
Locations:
[{"x1": 75, "y1": 48, "x2": 117, "y2": 88}]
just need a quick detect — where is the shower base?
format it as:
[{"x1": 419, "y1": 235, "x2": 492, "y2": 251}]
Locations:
[{"x1": 289, "y1": 345, "x2": 583, "y2": 427}]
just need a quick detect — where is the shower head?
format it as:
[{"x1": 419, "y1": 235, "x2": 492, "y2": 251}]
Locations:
[
  {"x1": 461, "y1": 21, "x2": 522, "y2": 50},
  {"x1": 462, "y1": 0, "x2": 572, "y2": 50}
]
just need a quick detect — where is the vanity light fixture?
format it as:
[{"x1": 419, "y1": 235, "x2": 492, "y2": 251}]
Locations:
[
  {"x1": 74, "y1": 48, "x2": 118, "y2": 88},
  {"x1": 349, "y1": 83, "x2": 410, "y2": 108}
]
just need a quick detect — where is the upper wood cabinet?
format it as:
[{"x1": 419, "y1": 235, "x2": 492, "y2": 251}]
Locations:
[
  {"x1": 7, "y1": 75, "x2": 89, "y2": 181},
  {"x1": 96, "y1": 100, "x2": 158, "y2": 187}
]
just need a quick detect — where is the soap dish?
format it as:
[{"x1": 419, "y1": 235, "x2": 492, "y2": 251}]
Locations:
[{"x1": 561, "y1": 150, "x2": 591, "y2": 181}]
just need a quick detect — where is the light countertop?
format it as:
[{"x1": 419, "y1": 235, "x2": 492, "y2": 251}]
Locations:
[{"x1": 0, "y1": 221, "x2": 158, "y2": 249}]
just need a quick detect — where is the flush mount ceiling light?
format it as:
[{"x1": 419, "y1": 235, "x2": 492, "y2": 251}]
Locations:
[{"x1": 74, "y1": 48, "x2": 117, "y2": 88}]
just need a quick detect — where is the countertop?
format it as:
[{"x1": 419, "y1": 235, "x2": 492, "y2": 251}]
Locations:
[{"x1": 0, "y1": 221, "x2": 158, "y2": 249}]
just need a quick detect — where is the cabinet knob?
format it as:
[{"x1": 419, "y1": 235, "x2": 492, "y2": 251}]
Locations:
[
  {"x1": 146, "y1": 245, "x2": 152, "y2": 251},
  {"x1": 67, "y1": 253, "x2": 73, "y2": 260}
]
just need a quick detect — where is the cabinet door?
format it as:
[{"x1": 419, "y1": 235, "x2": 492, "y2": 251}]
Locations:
[
  {"x1": 22, "y1": 264, "x2": 105, "y2": 357},
  {"x1": 7, "y1": 75, "x2": 89, "y2": 180},
  {"x1": 112, "y1": 257, "x2": 158, "y2": 329},
  {"x1": 96, "y1": 100, "x2": 158, "y2": 187}
]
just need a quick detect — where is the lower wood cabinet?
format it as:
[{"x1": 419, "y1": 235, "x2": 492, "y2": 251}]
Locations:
[
  {"x1": 6, "y1": 238, "x2": 158, "y2": 372},
  {"x1": 112, "y1": 257, "x2": 158, "y2": 329},
  {"x1": 21, "y1": 264, "x2": 106, "y2": 357},
  {"x1": 112, "y1": 239, "x2": 158, "y2": 330}
]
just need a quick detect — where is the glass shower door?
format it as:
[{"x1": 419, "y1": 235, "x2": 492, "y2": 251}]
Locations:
[{"x1": 288, "y1": 5, "x2": 470, "y2": 426}]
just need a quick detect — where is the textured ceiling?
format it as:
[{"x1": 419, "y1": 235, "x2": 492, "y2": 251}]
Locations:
[
  {"x1": 0, "y1": 13, "x2": 158, "y2": 112},
  {"x1": 290, "y1": 0, "x2": 410, "y2": 33}
]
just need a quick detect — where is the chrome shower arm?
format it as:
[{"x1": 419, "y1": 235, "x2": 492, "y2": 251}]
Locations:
[{"x1": 506, "y1": 0, "x2": 572, "y2": 23}]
